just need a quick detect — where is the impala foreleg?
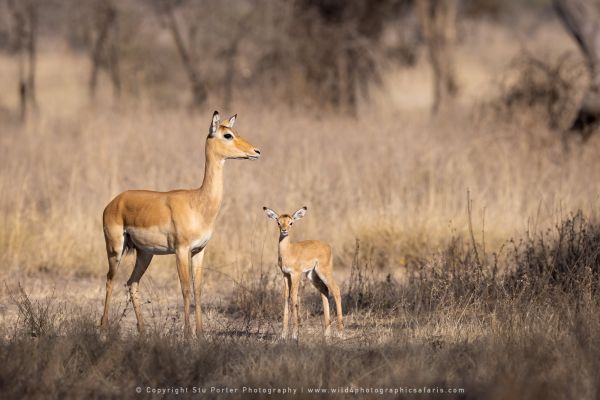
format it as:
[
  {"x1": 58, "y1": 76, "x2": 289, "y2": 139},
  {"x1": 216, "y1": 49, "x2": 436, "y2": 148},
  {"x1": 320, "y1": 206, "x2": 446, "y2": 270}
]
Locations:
[
  {"x1": 290, "y1": 273, "x2": 301, "y2": 340},
  {"x1": 176, "y1": 247, "x2": 193, "y2": 339},
  {"x1": 191, "y1": 249, "x2": 205, "y2": 336},
  {"x1": 282, "y1": 274, "x2": 291, "y2": 339}
]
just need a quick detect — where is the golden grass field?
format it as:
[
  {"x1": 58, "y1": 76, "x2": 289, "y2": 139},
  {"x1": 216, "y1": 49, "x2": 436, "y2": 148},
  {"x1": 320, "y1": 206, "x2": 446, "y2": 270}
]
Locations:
[{"x1": 1, "y1": 15, "x2": 600, "y2": 399}]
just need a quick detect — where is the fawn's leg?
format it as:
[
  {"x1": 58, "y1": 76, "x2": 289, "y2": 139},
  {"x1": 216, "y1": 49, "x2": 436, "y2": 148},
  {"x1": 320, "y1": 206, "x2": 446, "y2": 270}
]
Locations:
[
  {"x1": 290, "y1": 273, "x2": 300, "y2": 340},
  {"x1": 282, "y1": 274, "x2": 291, "y2": 339}
]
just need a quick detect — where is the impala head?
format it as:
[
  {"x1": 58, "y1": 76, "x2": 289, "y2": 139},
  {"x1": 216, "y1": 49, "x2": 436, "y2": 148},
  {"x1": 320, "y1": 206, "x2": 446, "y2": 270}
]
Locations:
[
  {"x1": 207, "y1": 111, "x2": 261, "y2": 160},
  {"x1": 263, "y1": 206, "x2": 307, "y2": 237}
]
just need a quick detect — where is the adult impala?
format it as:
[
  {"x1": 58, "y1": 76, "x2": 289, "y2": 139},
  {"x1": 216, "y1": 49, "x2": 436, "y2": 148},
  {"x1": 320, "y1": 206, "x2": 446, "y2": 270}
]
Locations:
[
  {"x1": 263, "y1": 206, "x2": 344, "y2": 339},
  {"x1": 101, "y1": 111, "x2": 260, "y2": 338}
]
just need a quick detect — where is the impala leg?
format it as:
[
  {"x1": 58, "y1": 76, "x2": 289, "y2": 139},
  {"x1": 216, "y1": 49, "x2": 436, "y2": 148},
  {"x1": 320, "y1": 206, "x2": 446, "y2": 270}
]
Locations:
[
  {"x1": 101, "y1": 232, "x2": 125, "y2": 328},
  {"x1": 282, "y1": 274, "x2": 291, "y2": 339},
  {"x1": 191, "y1": 249, "x2": 205, "y2": 336},
  {"x1": 320, "y1": 291, "x2": 331, "y2": 337},
  {"x1": 290, "y1": 273, "x2": 300, "y2": 341},
  {"x1": 311, "y1": 270, "x2": 331, "y2": 338},
  {"x1": 329, "y1": 280, "x2": 344, "y2": 336},
  {"x1": 317, "y1": 265, "x2": 344, "y2": 337},
  {"x1": 176, "y1": 247, "x2": 193, "y2": 339},
  {"x1": 126, "y1": 251, "x2": 153, "y2": 335},
  {"x1": 101, "y1": 252, "x2": 120, "y2": 327}
]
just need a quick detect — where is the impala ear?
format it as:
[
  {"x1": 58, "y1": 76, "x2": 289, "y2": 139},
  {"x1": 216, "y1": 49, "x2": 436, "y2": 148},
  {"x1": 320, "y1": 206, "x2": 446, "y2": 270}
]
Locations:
[
  {"x1": 223, "y1": 114, "x2": 237, "y2": 128},
  {"x1": 209, "y1": 111, "x2": 220, "y2": 137},
  {"x1": 292, "y1": 206, "x2": 307, "y2": 220},
  {"x1": 263, "y1": 207, "x2": 279, "y2": 220}
]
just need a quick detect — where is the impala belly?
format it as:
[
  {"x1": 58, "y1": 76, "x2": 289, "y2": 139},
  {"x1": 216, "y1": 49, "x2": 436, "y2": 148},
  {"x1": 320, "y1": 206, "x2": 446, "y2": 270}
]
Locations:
[
  {"x1": 302, "y1": 260, "x2": 319, "y2": 274},
  {"x1": 281, "y1": 264, "x2": 293, "y2": 274},
  {"x1": 125, "y1": 225, "x2": 212, "y2": 255},
  {"x1": 126, "y1": 225, "x2": 174, "y2": 255},
  {"x1": 190, "y1": 234, "x2": 211, "y2": 255}
]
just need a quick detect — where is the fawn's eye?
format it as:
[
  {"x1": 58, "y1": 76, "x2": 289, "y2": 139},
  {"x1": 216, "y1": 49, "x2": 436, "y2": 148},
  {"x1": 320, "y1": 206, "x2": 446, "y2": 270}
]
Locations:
[{"x1": 224, "y1": 133, "x2": 233, "y2": 140}]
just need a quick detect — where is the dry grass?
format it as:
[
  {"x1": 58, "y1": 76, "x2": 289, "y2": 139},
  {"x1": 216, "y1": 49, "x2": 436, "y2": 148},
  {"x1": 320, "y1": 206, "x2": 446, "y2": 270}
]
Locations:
[
  {"x1": 2, "y1": 215, "x2": 600, "y2": 399},
  {"x1": 1, "y1": 15, "x2": 600, "y2": 400}
]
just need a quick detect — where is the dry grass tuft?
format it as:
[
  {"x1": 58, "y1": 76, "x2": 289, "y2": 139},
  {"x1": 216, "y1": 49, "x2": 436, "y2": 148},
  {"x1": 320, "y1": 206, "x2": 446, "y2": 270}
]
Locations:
[{"x1": 2, "y1": 214, "x2": 600, "y2": 399}]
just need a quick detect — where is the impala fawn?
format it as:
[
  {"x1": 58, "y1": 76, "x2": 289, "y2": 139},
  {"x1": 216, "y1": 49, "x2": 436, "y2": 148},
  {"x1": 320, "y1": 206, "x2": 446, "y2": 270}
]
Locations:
[
  {"x1": 101, "y1": 111, "x2": 260, "y2": 338},
  {"x1": 263, "y1": 206, "x2": 344, "y2": 339}
]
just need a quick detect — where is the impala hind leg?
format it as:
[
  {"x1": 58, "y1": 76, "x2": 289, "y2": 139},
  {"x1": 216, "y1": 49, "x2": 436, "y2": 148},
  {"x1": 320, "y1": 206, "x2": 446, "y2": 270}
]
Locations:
[
  {"x1": 101, "y1": 230, "x2": 126, "y2": 328},
  {"x1": 329, "y1": 280, "x2": 344, "y2": 336},
  {"x1": 320, "y1": 291, "x2": 332, "y2": 337},
  {"x1": 310, "y1": 269, "x2": 332, "y2": 337},
  {"x1": 126, "y1": 251, "x2": 153, "y2": 335},
  {"x1": 315, "y1": 266, "x2": 344, "y2": 337}
]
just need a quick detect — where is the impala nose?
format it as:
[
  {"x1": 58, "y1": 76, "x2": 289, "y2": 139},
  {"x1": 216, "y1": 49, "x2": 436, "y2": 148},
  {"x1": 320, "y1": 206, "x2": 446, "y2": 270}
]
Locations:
[{"x1": 254, "y1": 149, "x2": 261, "y2": 155}]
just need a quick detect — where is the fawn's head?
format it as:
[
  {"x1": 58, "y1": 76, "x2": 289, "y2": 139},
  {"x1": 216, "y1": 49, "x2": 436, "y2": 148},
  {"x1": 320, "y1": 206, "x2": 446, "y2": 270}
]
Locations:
[
  {"x1": 263, "y1": 206, "x2": 307, "y2": 237},
  {"x1": 207, "y1": 111, "x2": 261, "y2": 160}
]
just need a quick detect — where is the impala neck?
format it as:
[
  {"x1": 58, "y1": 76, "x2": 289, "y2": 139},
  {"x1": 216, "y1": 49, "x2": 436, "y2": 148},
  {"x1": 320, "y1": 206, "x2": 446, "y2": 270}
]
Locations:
[
  {"x1": 278, "y1": 233, "x2": 291, "y2": 256},
  {"x1": 196, "y1": 143, "x2": 225, "y2": 214}
]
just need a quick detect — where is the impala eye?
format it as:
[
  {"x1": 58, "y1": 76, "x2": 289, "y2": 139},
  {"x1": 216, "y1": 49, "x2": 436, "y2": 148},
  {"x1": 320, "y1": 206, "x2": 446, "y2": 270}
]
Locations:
[{"x1": 224, "y1": 133, "x2": 233, "y2": 140}]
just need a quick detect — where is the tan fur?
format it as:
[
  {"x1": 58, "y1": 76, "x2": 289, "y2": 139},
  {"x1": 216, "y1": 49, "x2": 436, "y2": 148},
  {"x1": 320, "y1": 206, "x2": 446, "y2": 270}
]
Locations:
[
  {"x1": 263, "y1": 207, "x2": 344, "y2": 340},
  {"x1": 100, "y1": 111, "x2": 260, "y2": 338}
]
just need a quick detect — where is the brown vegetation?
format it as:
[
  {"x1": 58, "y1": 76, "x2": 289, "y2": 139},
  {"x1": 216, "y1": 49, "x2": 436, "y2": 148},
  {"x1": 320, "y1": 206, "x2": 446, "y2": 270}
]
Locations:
[
  {"x1": 1, "y1": 1, "x2": 600, "y2": 399},
  {"x1": 3, "y1": 215, "x2": 600, "y2": 399}
]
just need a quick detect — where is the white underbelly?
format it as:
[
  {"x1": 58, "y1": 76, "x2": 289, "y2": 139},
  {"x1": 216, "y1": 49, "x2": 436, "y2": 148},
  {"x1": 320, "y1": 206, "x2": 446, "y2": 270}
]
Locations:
[
  {"x1": 126, "y1": 226, "x2": 174, "y2": 255},
  {"x1": 190, "y1": 235, "x2": 211, "y2": 254},
  {"x1": 125, "y1": 226, "x2": 211, "y2": 255},
  {"x1": 281, "y1": 265, "x2": 292, "y2": 274}
]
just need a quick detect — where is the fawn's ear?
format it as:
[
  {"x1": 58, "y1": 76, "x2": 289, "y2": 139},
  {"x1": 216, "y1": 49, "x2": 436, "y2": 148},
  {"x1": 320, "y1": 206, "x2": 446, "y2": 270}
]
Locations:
[
  {"x1": 263, "y1": 207, "x2": 279, "y2": 220},
  {"x1": 292, "y1": 206, "x2": 307, "y2": 220},
  {"x1": 223, "y1": 114, "x2": 237, "y2": 128},
  {"x1": 209, "y1": 111, "x2": 220, "y2": 137}
]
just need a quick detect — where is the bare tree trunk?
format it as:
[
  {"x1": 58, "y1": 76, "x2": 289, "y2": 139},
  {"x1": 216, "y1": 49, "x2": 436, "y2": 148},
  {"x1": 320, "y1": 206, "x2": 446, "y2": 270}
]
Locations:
[
  {"x1": 162, "y1": 4, "x2": 207, "y2": 108},
  {"x1": 15, "y1": 9, "x2": 27, "y2": 122},
  {"x1": 554, "y1": 0, "x2": 600, "y2": 138},
  {"x1": 223, "y1": 40, "x2": 238, "y2": 111},
  {"x1": 345, "y1": 47, "x2": 357, "y2": 115},
  {"x1": 108, "y1": 36, "x2": 121, "y2": 98},
  {"x1": 7, "y1": 0, "x2": 38, "y2": 122},
  {"x1": 89, "y1": 1, "x2": 120, "y2": 99},
  {"x1": 416, "y1": 0, "x2": 458, "y2": 115},
  {"x1": 25, "y1": 1, "x2": 37, "y2": 111},
  {"x1": 18, "y1": 55, "x2": 26, "y2": 122}
]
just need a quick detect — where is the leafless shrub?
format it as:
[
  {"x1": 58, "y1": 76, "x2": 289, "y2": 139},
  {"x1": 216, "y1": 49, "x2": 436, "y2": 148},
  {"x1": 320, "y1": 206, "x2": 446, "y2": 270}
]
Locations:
[
  {"x1": 6, "y1": 283, "x2": 59, "y2": 338},
  {"x1": 506, "y1": 211, "x2": 600, "y2": 297},
  {"x1": 5, "y1": 0, "x2": 39, "y2": 121},
  {"x1": 3, "y1": 214, "x2": 600, "y2": 399},
  {"x1": 495, "y1": 52, "x2": 585, "y2": 131},
  {"x1": 344, "y1": 240, "x2": 402, "y2": 313},
  {"x1": 228, "y1": 266, "x2": 281, "y2": 324}
]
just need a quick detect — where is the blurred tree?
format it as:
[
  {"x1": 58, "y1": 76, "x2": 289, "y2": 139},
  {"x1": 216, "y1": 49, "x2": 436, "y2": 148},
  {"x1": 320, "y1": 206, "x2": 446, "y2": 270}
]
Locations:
[
  {"x1": 6, "y1": 0, "x2": 38, "y2": 122},
  {"x1": 554, "y1": 0, "x2": 600, "y2": 139},
  {"x1": 88, "y1": 0, "x2": 121, "y2": 99},
  {"x1": 416, "y1": 0, "x2": 458, "y2": 115},
  {"x1": 291, "y1": 0, "x2": 400, "y2": 114},
  {"x1": 153, "y1": 0, "x2": 208, "y2": 109}
]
